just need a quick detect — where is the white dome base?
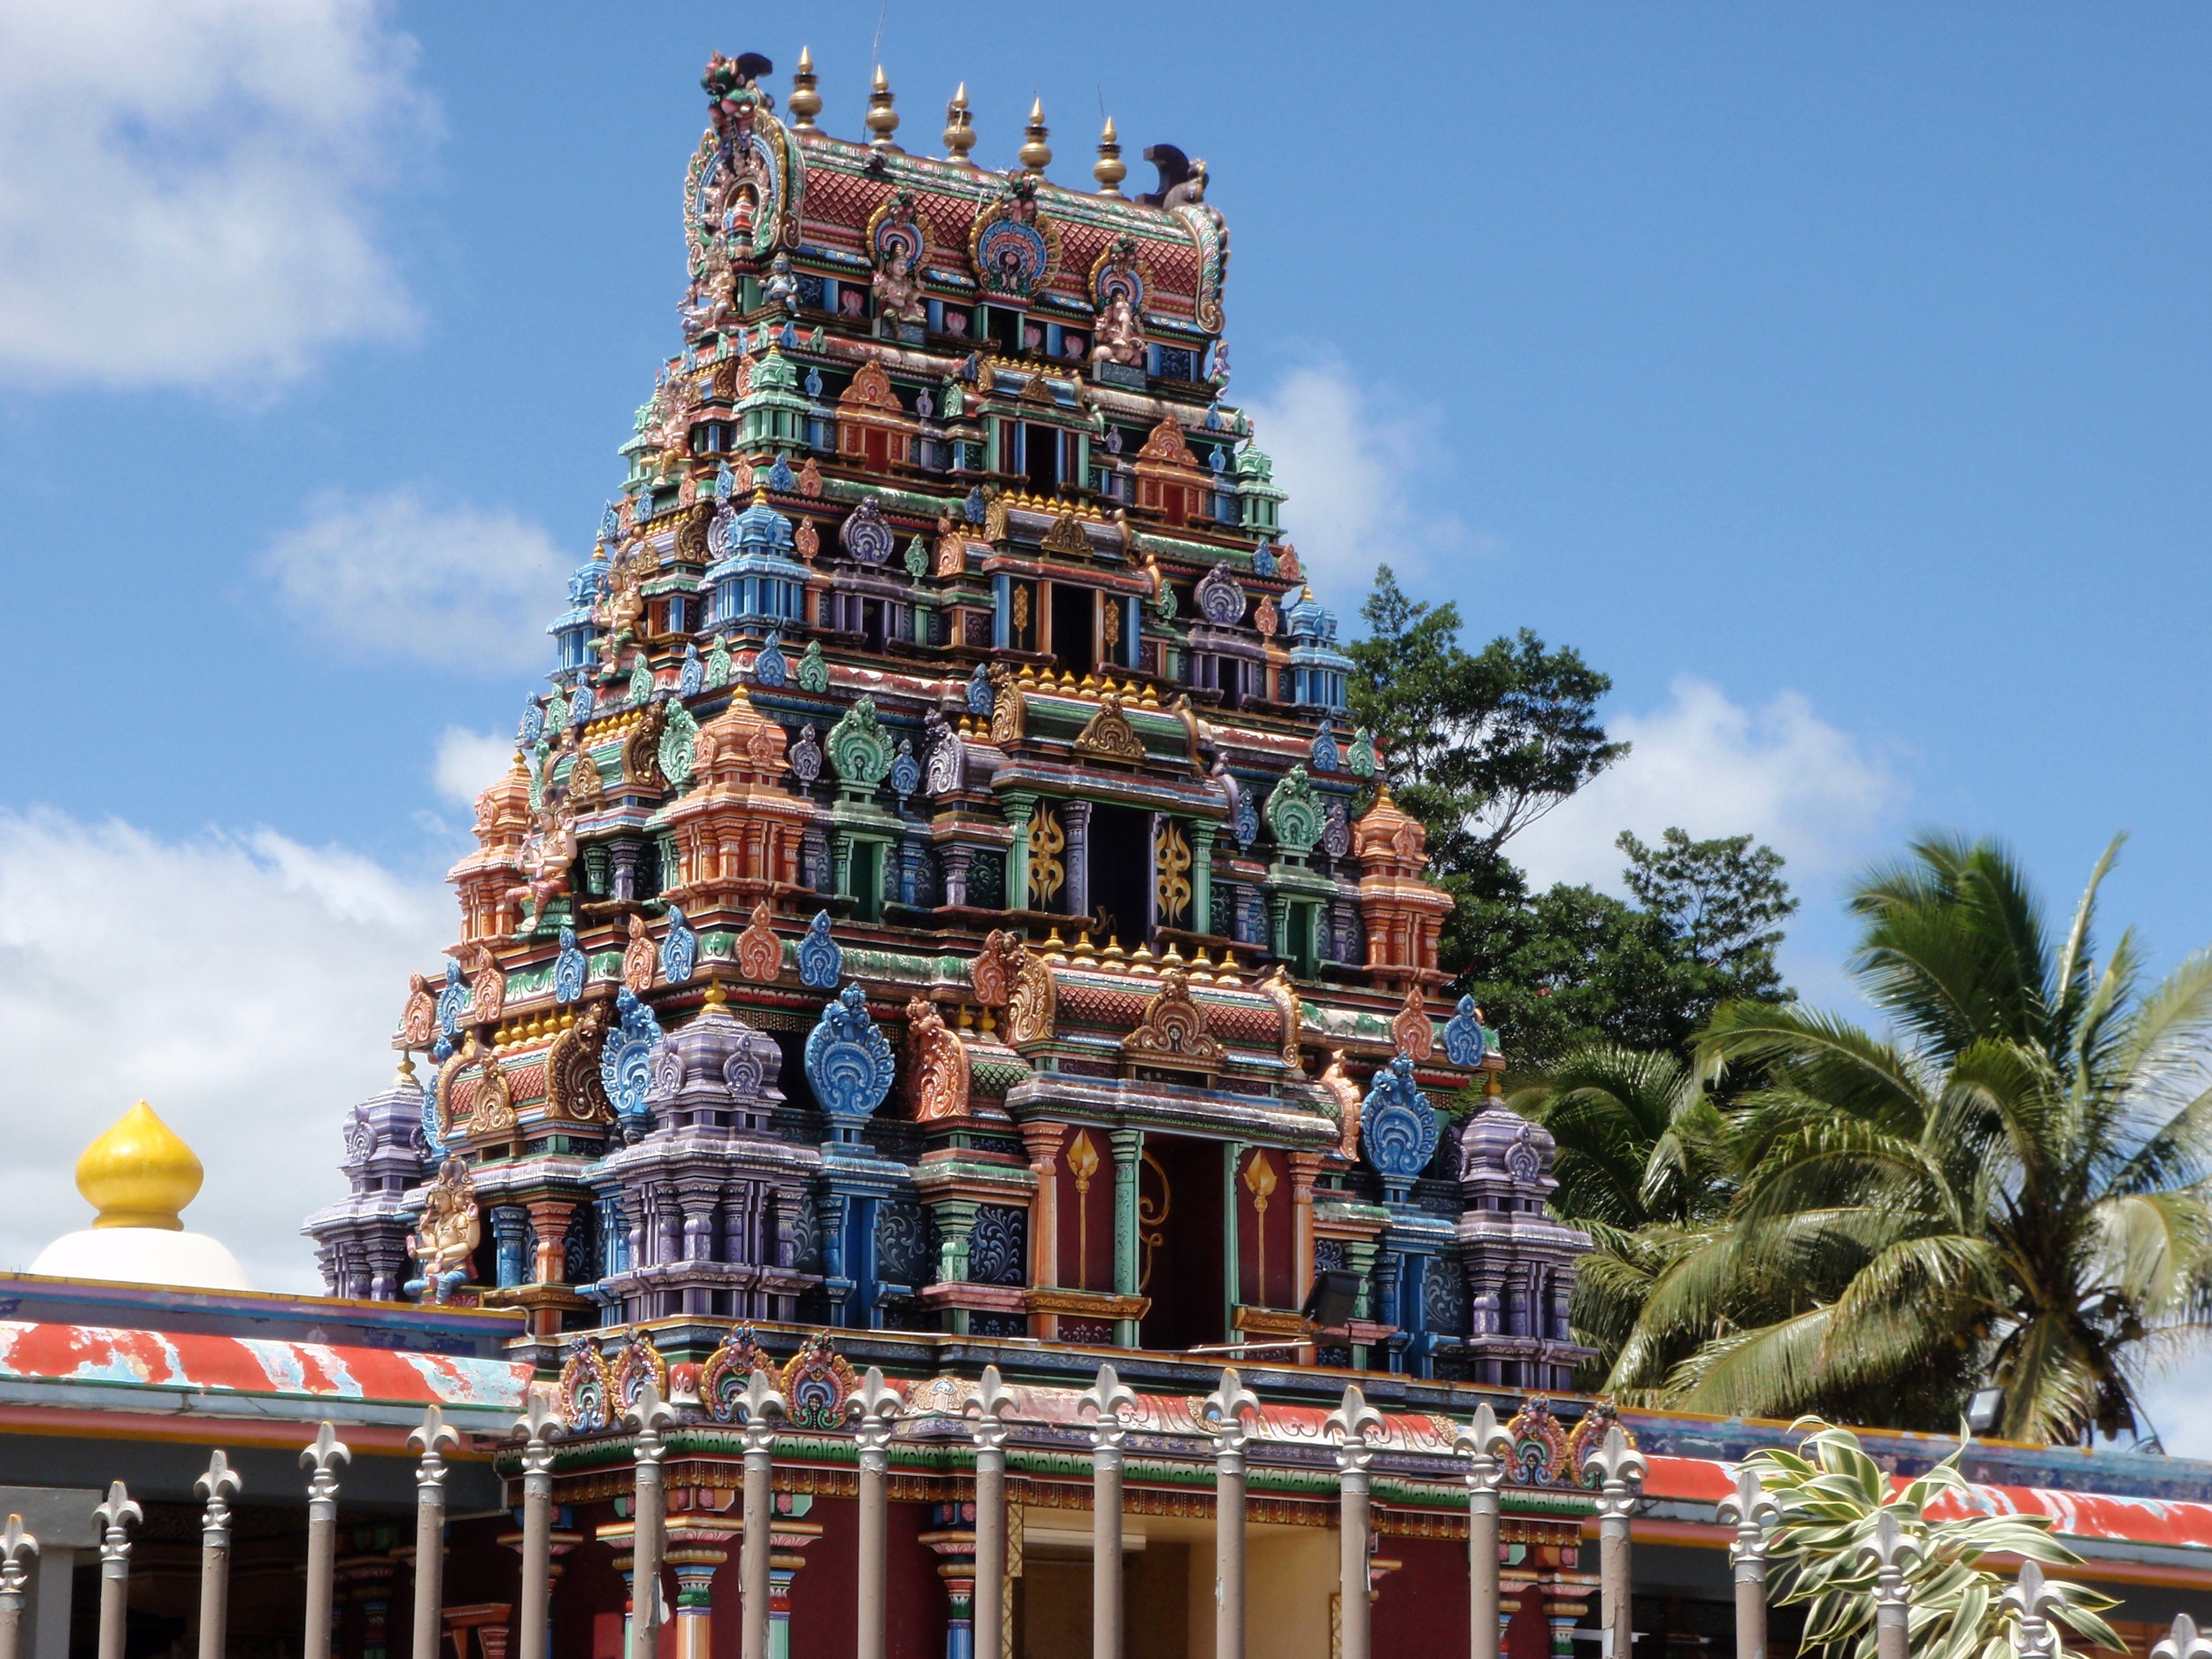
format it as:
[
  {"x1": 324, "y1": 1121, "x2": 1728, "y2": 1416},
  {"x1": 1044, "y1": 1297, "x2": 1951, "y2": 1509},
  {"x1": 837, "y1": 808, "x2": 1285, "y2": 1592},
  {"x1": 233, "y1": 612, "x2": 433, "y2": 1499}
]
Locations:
[{"x1": 29, "y1": 1227, "x2": 252, "y2": 1292}]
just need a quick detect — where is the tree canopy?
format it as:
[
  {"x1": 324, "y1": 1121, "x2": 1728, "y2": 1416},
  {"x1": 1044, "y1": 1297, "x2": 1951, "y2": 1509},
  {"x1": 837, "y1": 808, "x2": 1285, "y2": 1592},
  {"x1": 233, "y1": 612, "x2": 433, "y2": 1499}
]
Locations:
[{"x1": 1347, "y1": 565, "x2": 1796, "y2": 1067}]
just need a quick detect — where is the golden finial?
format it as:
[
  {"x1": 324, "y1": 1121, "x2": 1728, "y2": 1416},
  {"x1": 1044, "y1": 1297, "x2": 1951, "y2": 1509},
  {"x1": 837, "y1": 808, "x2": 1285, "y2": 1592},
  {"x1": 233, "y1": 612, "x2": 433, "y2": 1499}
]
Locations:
[
  {"x1": 705, "y1": 979, "x2": 727, "y2": 1007},
  {"x1": 866, "y1": 65, "x2": 900, "y2": 152},
  {"x1": 1094, "y1": 115, "x2": 1125, "y2": 196},
  {"x1": 396, "y1": 1053, "x2": 418, "y2": 1083},
  {"x1": 1019, "y1": 97, "x2": 1052, "y2": 175},
  {"x1": 944, "y1": 83, "x2": 976, "y2": 164},
  {"x1": 76, "y1": 1102, "x2": 203, "y2": 1232},
  {"x1": 789, "y1": 47, "x2": 821, "y2": 130}
]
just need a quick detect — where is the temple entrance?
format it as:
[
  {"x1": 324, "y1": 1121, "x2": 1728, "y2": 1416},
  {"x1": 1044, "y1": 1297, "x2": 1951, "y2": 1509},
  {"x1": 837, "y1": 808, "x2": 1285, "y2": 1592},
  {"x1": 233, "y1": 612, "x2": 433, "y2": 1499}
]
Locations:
[
  {"x1": 1087, "y1": 803, "x2": 1151, "y2": 948},
  {"x1": 1137, "y1": 1133, "x2": 1226, "y2": 1352}
]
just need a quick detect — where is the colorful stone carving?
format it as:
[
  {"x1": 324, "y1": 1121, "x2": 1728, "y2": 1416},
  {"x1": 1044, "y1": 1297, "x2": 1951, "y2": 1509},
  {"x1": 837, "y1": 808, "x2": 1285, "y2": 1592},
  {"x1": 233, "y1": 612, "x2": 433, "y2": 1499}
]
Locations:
[
  {"x1": 304, "y1": 51, "x2": 1586, "y2": 1388},
  {"x1": 1444, "y1": 995, "x2": 1488, "y2": 1067},
  {"x1": 599, "y1": 987, "x2": 664, "y2": 1140},
  {"x1": 803, "y1": 983, "x2": 896, "y2": 1131},
  {"x1": 1360, "y1": 1053, "x2": 1439, "y2": 1183},
  {"x1": 905, "y1": 998, "x2": 972, "y2": 1121},
  {"x1": 795, "y1": 910, "x2": 841, "y2": 988},
  {"x1": 735, "y1": 902, "x2": 782, "y2": 982},
  {"x1": 660, "y1": 906, "x2": 697, "y2": 985}
]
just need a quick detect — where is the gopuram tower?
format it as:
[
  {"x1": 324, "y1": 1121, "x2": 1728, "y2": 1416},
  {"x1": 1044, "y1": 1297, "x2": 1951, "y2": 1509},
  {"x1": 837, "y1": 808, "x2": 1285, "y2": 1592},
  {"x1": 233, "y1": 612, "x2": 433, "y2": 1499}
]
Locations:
[{"x1": 306, "y1": 49, "x2": 1591, "y2": 1391}]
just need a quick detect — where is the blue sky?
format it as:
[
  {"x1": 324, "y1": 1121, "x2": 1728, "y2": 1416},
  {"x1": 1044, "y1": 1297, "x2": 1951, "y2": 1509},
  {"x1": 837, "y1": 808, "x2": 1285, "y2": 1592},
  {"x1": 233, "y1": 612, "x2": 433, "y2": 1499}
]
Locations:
[{"x1": 0, "y1": 2, "x2": 2208, "y2": 1375}]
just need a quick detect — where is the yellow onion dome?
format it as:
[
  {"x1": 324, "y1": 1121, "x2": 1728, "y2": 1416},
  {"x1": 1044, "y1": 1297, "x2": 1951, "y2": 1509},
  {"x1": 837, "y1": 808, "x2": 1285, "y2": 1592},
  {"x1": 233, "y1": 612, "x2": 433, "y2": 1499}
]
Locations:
[{"x1": 75, "y1": 1101, "x2": 204, "y2": 1230}]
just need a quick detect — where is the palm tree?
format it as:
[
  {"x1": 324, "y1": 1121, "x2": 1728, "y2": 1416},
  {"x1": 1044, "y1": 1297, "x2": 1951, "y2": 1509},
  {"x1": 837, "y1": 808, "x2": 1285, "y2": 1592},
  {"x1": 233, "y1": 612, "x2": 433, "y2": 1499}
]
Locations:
[{"x1": 1629, "y1": 833, "x2": 2212, "y2": 1443}]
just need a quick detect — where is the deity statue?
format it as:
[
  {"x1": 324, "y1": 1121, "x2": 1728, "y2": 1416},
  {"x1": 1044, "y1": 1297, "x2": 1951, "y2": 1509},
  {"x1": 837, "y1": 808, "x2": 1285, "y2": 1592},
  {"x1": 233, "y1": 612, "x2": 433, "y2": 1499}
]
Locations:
[
  {"x1": 871, "y1": 222, "x2": 923, "y2": 328},
  {"x1": 1317, "y1": 1049, "x2": 1362, "y2": 1161},
  {"x1": 1092, "y1": 292, "x2": 1145, "y2": 367},
  {"x1": 403, "y1": 1156, "x2": 480, "y2": 1304},
  {"x1": 762, "y1": 250, "x2": 800, "y2": 313},
  {"x1": 512, "y1": 798, "x2": 578, "y2": 930}
]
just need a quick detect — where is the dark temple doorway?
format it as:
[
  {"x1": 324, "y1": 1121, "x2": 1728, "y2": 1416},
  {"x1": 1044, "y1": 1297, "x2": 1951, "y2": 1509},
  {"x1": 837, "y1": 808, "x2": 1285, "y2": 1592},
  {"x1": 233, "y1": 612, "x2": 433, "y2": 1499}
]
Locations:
[
  {"x1": 1137, "y1": 1133, "x2": 1226, "y2": 1352},
  {"x1": 1087, "y1": 803, "x2": 1150, "y2": 949}
]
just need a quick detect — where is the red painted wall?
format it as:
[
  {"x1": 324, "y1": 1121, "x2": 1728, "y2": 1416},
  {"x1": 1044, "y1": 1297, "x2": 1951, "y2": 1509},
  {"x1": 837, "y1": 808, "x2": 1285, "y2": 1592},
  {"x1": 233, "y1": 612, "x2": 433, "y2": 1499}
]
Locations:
[
  {"x1": 1055, "y1": 1128, "x2": 1115, "y2": 1291},
  {"x1": 1234, "y1": 1147, "x2": 1296, "y2": 1310},
  {"x1": 1508, "y1": 1592, "x2": 1553, "y2": 1659},
  {"x1": 1372, "y1": 1537, "x2": 1474, "y2": 1659},
  {"x1": 786, "y1": 1494, "x2": 858, "y2": 1659}
]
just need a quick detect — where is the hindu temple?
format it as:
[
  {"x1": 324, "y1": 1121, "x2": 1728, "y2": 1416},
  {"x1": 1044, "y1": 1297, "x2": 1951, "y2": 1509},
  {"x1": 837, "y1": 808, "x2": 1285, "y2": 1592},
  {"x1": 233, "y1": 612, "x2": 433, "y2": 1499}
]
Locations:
[{"x1": 0, "y1": 47, "x2": 2206, "y2": 1659}]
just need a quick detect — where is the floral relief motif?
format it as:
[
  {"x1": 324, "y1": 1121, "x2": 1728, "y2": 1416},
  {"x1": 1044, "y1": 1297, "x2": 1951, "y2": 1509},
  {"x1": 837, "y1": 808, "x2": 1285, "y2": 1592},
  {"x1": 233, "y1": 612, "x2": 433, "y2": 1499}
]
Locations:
[
  {"x1": 803, "y1": 983, "x2": 896, "y2": 1125},
  {"x1": 780, "y1": 1332, "x2": 861, "y2": 1430},
  {"x1": 1072, "y1": 693, "x2": 1146, "y2": 763},
  {"x1": 622, "y1": 914, "x2": 657, "y2": 995},
  {"x1": 700, "y1": 1325, "x2": 772, "y2": 1422},
  {"x1": 611, "y1": 1333, "x2": 670, "y2": 1412},
  {"x1": 736, "y1": 901, "x2": 783, "y2": 982},
  {"x1": 1391, "y1": 982, "x2": 1437, "y2": 1061},
  {"x1": 795, "y1": 910, "x2": 842, "y2": 988},
  {"x1": 1122, "y1": 969, "x2": 1225, "y2": 1068},
  {"x1": 905, "y1": 997, "x2": 972, "y2": 1121},
  {"x1": 559, "y1": 1335, "x2": 614, "y2": 1431},
  {"x1": 1006, "y1": 947, "x2": 1056, "y2": 1044},
  {"x1": 970, "y1": 930, "x2": 1024, "y2": 1006},
  {"x1": 1360, "y1": 1052, "x2": 1440, "y2": 1181}
]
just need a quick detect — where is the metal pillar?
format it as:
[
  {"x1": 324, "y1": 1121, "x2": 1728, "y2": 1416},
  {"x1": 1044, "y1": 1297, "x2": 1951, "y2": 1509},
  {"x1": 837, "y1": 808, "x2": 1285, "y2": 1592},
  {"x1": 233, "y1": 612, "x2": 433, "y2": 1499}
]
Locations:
[
  {"x1": 1580, "y1": 1426, "x2": 1647, "y2": 1659},
  {"x1": 1455, "y1": 1405, "x2": 1510, "y2": 1659},
  {"x1": 1201, "y1": 1371, "x2": 1259, "y2": 1659},
  {"x1": 91, "y1": 1485, "x2": 140, "y2": 1659},
  {"x1": 195, "y1": 1453, "x2": 242, "y2": 1659},
  {"x1": 966, "y1": 1368, "x2": 1015, "y2": 1659},
  {"x1": 1717, "y1": 1467, "x2": 1778, "y2": 1659},
  {"x1": 513, "y1": 1396, "x2": 559, "y2": 1659},
  {"x1": 1079, "y1": 1365, "x2": 1137, "y2": 1659},
  {"x1": 410, "y1": 1408, "x2": 460, "y2": 1659},
  {"x1": 1325, "y1": 1386, "x2": 1384, "y2": 1659},
  {"x1": 852, "y1": 1368, "x2": 902, "y2": 1659},
  {"x1": 1857, "y1": 1509, "x2": 1921, "y2": 1659},
  {"x1": 0, "y1": 1518, "x2": 35, "y2": 1659},
  {"x1": 737, "y1": 1372, "x2": 788, "y2": 1659},
  {"x1": 302, "y1": 1424, "x2": 352, "y2": 1659},
  {"x1": 629, "y1": 1384, "x2": 678, "y2": 1659}
]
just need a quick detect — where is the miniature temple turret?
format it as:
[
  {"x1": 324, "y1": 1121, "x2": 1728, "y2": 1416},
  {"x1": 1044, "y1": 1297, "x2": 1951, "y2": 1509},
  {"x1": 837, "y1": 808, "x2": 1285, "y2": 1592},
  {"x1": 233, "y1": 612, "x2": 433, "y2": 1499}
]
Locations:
[{"x1": 303, "y1": 45, "x2": 1587, "y2": 1381}]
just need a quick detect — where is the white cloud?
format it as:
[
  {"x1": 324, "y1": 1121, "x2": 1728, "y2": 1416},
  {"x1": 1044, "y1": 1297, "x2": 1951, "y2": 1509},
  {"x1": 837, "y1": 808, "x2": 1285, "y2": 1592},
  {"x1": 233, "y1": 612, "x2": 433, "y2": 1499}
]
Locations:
[
  {"x1": 1511, "y1": 676, "x2": 1906, "y2": 895},
  {"x1": 1244, "y1": 361, "x2": 1478, "y2": 601},
  {"x1": 261, "y1": 487, "x2": 569, "y2": 672},
  {"x1": 0, "y1": 0, "x2": 430, "y2": 390},
  {"x1": 434, "y1": 726, "x2": 515, "y2": 808},
  {"x1": 0, "y1": 809, "x2": 446, "y2": 1292}
]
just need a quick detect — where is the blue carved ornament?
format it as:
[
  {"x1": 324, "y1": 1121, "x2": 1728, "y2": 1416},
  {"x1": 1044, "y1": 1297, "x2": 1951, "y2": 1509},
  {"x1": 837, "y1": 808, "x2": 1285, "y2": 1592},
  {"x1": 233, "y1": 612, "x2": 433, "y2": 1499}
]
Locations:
[
  {"x1": 796, "y1": 910, "x2": 842, "y2": 988},
  {"x1": 599, "y1": 987, "x2": 664, "y2": 1141},
  {"x1": 803, "y1": 983, "x2": 895, "y2": 1139},
  {"x1": 1443, "y1": 995, "x2": 1488, "y2": 1067},
  {"x1": 1361, "y1": 1052, "x2": 1440, "y2": 1198},
  {"x1": 553, "y1": 926, "x2": 588, "y2": 1003},
  {"x1": 661, "y1": 906, "x2": 697, "y2": 985}
]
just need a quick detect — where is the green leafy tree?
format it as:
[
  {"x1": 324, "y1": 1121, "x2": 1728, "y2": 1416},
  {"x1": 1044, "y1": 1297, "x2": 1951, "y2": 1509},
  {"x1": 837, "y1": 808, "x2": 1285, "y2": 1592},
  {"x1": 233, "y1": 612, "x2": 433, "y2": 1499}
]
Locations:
[
  {"x1": 1461, "y1": 833, "x2": 1795, "y2": 1067},
  {"x1": 1617, "y1": 834, "x2": 2212, "y2": 1443},
  {"x1": 1618, "y1": 827, "x2": 1795, "y2": 1003},
  {"x1": 1347, "y1": 566, "x2": 1624, "y2": 876},
  {"x1": 1346, "y1": 567, "x2": 1794, "y2": 1064}
]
